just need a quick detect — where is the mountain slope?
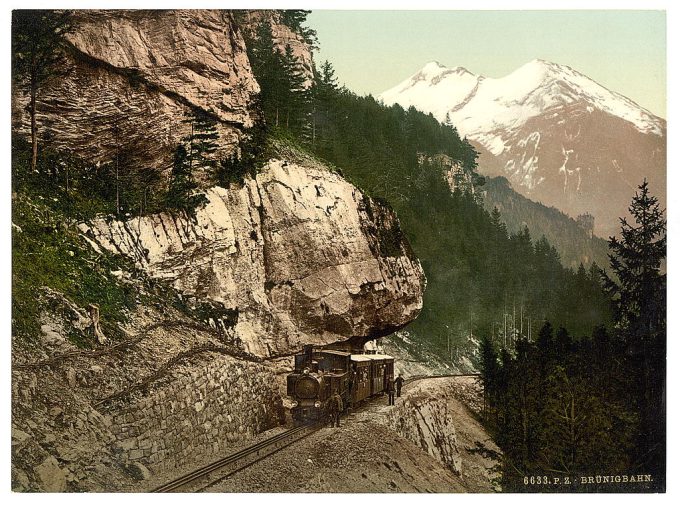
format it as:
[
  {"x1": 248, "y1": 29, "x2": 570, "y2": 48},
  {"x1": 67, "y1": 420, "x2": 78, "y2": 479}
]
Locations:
[
  {"x1": 379, "y1": 60, "x2": 666, "y2": 237},
  {"x1": 481, "y1": 176, "x2": 611, "y2": 271}
]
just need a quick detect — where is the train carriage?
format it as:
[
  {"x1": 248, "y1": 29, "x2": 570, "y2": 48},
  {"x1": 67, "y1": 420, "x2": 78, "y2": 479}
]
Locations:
[
  {"x1": 348, "y1": 355, "x2": 372, "y2": 407},
  {"x1": 349, "y1": 354, "x2": 394, "y2": 397}
]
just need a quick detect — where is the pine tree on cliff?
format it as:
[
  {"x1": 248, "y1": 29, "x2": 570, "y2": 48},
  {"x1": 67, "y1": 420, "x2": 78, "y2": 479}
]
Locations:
[
  {"x1": 136, "y1": 165, "x2": 163, "y2": 216},
  {"x1": 247, "y1": 20, "x2": 311, "y2": 133},
  {"x1": 603, "y1": 179, "x2": 666, "y2": 480},
  {"x1": 183, "y1": 107, "x2": 220, "y2": 174},
  {"x1": 279, "y1": 10, "x2": 318, "y2": 47},
  {"x1": 165, "y1": 144, "x2": 208, "y2": 216},
  {"x1": 214, "y1": 122, "x2": 267, "y2": 187},
  {"x1": 282, "y1": 44, "x2": 309, "y2": 132},
  {"x1": 12, "y1": 10, "x2": 73, "y2": 173},
  {"x1": 247, "y1": 21, "x2": 287, "y2": 128}
]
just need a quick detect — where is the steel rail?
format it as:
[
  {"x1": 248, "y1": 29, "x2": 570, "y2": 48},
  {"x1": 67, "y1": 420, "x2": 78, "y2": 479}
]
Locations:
[
  {"x1": 151, "y1": 422, "x2": 321, "y2": 493},
  {"x1": 404, "y1": 372, "x2": 480, "y2": 384},
  {"x1": 152, "y1": 374, "x2": 477, "y2": 492}
]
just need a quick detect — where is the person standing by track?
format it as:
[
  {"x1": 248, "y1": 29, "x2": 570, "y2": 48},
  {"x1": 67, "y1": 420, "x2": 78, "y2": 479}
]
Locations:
[
  {"x1": 395, "y1": 374, "x2": 404, "y2": 398},
  {"x1": 386, "y1": 377, "x2": 395, "y2": 405},
  {"x1": 328, "y1": 390, "x2": 343, "y2": 427},
  {"x1": 348, "y1": 366, "x2": 357, "y2": 410}
]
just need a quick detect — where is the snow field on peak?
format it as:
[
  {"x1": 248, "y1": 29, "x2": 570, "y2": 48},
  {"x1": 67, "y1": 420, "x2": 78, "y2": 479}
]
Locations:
[
  {"x1": 379, "y1": 59, "x2": 664, "y2": 156},
  {"x1": 379, "y1": 64, "x2": 479, "y2": 122}
]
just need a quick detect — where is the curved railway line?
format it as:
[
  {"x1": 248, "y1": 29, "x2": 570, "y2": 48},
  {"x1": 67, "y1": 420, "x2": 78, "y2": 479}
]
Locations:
[
  {"x1": 150, "y1": 373, "x2": 479, "y2": 492},
  {"x1": 404, "y1": 372, "x2": 480, "y2": 384},
  {"x1": 151, "y1": 422, "x2": 323, "y2": 492}
]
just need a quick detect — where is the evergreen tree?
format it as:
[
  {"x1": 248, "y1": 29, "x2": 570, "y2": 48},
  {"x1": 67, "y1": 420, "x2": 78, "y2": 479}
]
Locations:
[
  {"x1": 490, "y1": 206, "x2": 508, "y2": 239},
  {"x1": 182, "y1": 107, "x2": 220, "y2": 175},
  {"x1": 248, "y1": 19, "x2": 276, "y2": 78},
  {"x1": 603, "y1": 179, "x2": 666, "y2": 481},
  {"x1": 247, "y1": 20, "x2": 284, "y2": 127},
  {"x1": 245, "y1": 19, "x2": 312, "y2": 134},
  {"x1": 165, "y1": 144, "x2": 208, "y2": 215},
  {"x1": 538, "y1": 365, "x2": 632, "y2": 476},
  {"x1": 536, "y1": 321, "x2": 554, "y2": 355},
  {"x1": 12, "y1": 10, "x2": 73, "y2": 172},
  {"x1": 310, "y1": 60, "x2": 339, "y2": 145},
  {"x1": 136, "y1": 166, "x2": 163, "y2": 216},
  {"x1": 214, "y1": 122, "x2": 266, "y2": 187},
  {"x1": 281, "y1": 44, "x2": 309, "y2": 133},
  {"x1": 279, "y1": 10, "x2": 318, "y2": 47},
  {"x1": 605, "y1": 180, "x2": 666, "y2": 335},
  {"x1": 479, "y1": 335, "x2": 499, "y2": 418}
]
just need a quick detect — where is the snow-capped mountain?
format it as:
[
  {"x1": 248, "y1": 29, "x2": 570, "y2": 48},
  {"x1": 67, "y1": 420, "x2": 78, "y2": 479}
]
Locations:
[{"x1": 379, "y1": 60, "x2": 666, "y2": 237}]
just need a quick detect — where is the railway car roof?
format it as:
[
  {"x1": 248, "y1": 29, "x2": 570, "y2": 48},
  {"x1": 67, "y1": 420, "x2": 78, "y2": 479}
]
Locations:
[
  {"x1": 314, "y1": 350, "x2": 351, "y2": 357},
  {"x1": 350, "y1": 354, "x2": 394, "y2": 361}
]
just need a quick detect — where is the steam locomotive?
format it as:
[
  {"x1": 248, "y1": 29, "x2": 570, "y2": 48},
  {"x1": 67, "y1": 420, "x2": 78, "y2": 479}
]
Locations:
[{"x1": 286, "y1": 345, "x2": 395, "y2": 421}]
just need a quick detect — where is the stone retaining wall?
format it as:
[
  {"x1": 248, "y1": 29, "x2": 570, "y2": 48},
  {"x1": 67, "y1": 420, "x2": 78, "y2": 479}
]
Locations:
[{"x1": 108, "y1": 353, "x2": 283, "y2": 472}]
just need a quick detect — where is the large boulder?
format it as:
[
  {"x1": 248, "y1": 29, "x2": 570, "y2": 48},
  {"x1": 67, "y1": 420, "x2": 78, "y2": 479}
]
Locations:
[{"x1": 79, "y1": 158, "x2": 426, "y2": 356}]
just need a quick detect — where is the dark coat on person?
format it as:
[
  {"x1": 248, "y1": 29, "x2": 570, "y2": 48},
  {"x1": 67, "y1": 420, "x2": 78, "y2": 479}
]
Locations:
[{"x1": 331, "y1": 394, "x2": 343, "y2": 412}]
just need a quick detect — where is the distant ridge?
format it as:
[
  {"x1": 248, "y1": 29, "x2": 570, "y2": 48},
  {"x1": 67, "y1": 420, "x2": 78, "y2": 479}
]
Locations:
[
  {"x1": 482, "y1": 176, "x2": 611, "y2": 271},
  {"x1": 379, "y1": 60, "x2": 666, "y2": 238}
]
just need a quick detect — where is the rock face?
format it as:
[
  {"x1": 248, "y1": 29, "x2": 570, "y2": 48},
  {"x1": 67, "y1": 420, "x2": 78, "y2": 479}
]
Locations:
[
  {"x1": 387, "y1": 377, "x2": 501, "y2": 491},
  {"x1": 79, "y1": 157, "x2": 426, "y2": 357},
  {"x1": 11, "y1": 10, "x2": 260, "y2": 171}
]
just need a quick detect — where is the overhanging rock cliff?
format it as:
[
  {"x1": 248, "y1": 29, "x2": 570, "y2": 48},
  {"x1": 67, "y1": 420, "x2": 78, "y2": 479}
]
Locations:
[
  {"x1": 12, "y1": 8, "x2": 427, "y2": 358},
  {"x1": 11, "y1": 10, "x2": 260, "y2": 171},
  {"x1": 79, "y1": 157, "x2": 426, "y2": 357}
]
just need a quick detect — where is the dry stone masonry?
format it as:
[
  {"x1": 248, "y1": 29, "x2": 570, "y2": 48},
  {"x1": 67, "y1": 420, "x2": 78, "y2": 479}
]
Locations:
[
  {"x1": 108, "y1": 353, "x2": 281, "y2": 472},
  {"x1": 11, "y1": 304, "x2": 285, "y2": 492}
]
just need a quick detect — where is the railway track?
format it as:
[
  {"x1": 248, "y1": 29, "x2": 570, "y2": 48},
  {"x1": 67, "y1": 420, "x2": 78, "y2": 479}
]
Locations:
[
  {"x1": 404, "y1": 372, "x2": 480, "y2": 385},
  {"x1": 152, "y1": 373, "x2": 477, "y2": 492},
  {"x1": 151, "y1": 422, "x2": 322, "y2": 493}
]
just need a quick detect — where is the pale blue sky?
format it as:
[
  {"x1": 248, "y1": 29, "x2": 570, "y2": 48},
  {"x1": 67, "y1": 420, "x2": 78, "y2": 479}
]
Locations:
[{"x1": 308, "y1": 10, "x2": 666, "y2": 117}]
